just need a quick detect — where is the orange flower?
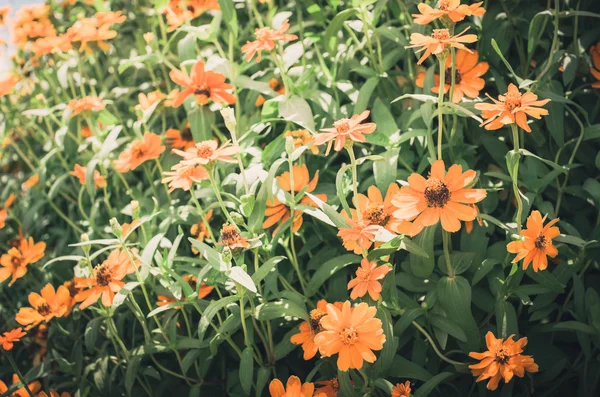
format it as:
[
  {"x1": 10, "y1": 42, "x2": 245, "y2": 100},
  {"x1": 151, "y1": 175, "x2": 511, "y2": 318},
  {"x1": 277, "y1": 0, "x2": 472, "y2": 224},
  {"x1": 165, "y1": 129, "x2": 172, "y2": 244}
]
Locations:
[
  {"x1": 30, "y1": 34, "x2": 72, "y2": 58},
  {"x1": 169, "y1": 60, "x2": 236, "y2": 107},
  {"x1": 67, "y1": 11, "x2": 126, "y2": 53},
  {"x1": 70, "y1": 164, "x2": 107, "y2": 189},
  {"x1": 219, "y1": 224, "x2": 248, "y2": 249},
  {"x1": 469, "y1": 331, "x2": 538, "y2": 391},
  {"x1": 506, "y1": 210, "x2": 559, "y2": 272},
  {"x1": 23, "y1": 174, "x2": 39, "y2": 190},
  {"x1": 162, "y1": 162, "x2": 209, "y2": 192},
  {"x1": 347, "y1": 258, "x2": 391, "y2": 301},
  {"x1": 62, "y1": 280, "x2": 81, "y2": 316},
  {"x1": 164, "y1": 0, "x2": 220, "y2": 31},
  {"x1": 0, "y1": 231, "x2": 46, "y2": 286},
  {"x1": 0, "y1": 74, "x2": 19, "y2": 96},
  {"x1": 136, "y1": 90, "x2": 166, "y2": 112},
  {"x1": 166, "y1": 127, "x2": 195, "y2": 150},
  {"x1": 263, "y1": 165, "x2": 326, "y2": 235},
  {"x1": 284, "y1": 129, "x2": 318, "y2": 154},
  {"x1": 172, "y1": 140, "x2": 238, "y2": 167},
  {"x1": 68, "y1": 96, "x2": 106, "y2": 116},
  {"x1": 290, "y1": 300, "x2": 341, "y2": 360},
  {"x1": 269, "y1": 375, "x2": 324, "y2": 397},
  {"x1": 242, "y1": 19, "x2": 298, "y2": 62},
  {"x1": 474, "y1": 83, "x2": 550, "y2": 132},
  {"x1": 12, "y1": 5, "x2": 56, "y2": 47},
  {"x1": 392, "y1": 381, "x2": 412, "y2": 397},
  {"x1": 406, "y1": 28, "x2": 478, "y2": 65},
  {"x1": 415, "y1": 49, "x2": 488, "y2": 103},
  {"x1": 464, "y1": 204, "x2": 483, "y2": 234},
  {"x1": 0, "y1": 193, "x2": 16, "y2": 229},
  {"x1": 350, "y1": 184, "x2": 409, "y2": 234},
  {"x1": 0, "y1": 374, "x2": 41, "y2": 397},
  {"x1": 0, "y1": 327, "x2": 26, "y2": 350},
  {"x1": 314, "y1": 111, "x2": 376, "y2": 154},
  {"x1": 0, "y1": 6, "x2": 9, "y2": 25},
  {"x1": 157, "y1": 275, "x2": 214, "y2": 307},
  {"x1": 191, "y1": 210, "x2": 213, "y2": 254},
  {"x1": 37, "y1": 390, "x2": 71, "y2": 397},
  {"x1": 391, "y1": 159, "x2": 486, "y2": 233},
  {"x1": 591, "y1": 43, "x2": 600, "y2": 88},
  {"x1": 74, "y1": 248, "x2": 140, "y2": 309},
  {"x1": 121, "y1": 220, "x2": 139, "y2": 237},
  {"x1": 16, "y1": 284, "x2": 70, "y2": 329},
  {"x1": 314, "y1": 301, "x2": 386, "y2": 371},
  {"x1": 315, "y1": 378, "x2": 340, "y2": 397},
  {"x1": 256, "y1": 78, "x2": 285, "y2": 106},
  {"x1": 113, "y1": 132, "x2": 165, "y2": 173},
  {"x1": 337, "y1": 219, "x2": 381, "y2": 254},
  {"x1": 412, "y1": 0, "x2": 485, "y2": 25},
  {"x1": 81, "y1": 126, "x2": 93, "y2": 138}
]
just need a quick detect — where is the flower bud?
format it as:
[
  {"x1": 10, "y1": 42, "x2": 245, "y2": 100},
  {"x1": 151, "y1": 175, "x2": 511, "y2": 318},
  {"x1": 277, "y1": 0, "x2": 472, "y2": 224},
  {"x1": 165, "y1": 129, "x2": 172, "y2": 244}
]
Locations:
[
  {"x1": 285, "y1": 135, "x2": 295, "y2": 155},
  {"x1": 220, "y1": 107, "x2": 237, "y2": 134},
  {"x1": 109, "y1": 218, "x2": 122, "y2": 239},
  {"x1": 80, "y1": 233, "x2": 90, "y2": 255},
  {"x1": 131, "y1": 200, "x2": 140, "y2": 219},
  {"x1": 230, "y1": 211, "x2": 245, "y2": 225},
  {"x1": 222, "y1": 246, "x2": 233, "y2": 262}
]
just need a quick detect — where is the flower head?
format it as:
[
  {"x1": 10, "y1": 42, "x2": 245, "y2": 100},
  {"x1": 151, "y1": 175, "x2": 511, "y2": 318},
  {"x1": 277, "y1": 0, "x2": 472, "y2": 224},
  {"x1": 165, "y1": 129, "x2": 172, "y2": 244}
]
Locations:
[
  {"x1": 0, "y1": 73, "x2": 19, "y2": 97},
  {"x1": 136, "y1": 90, "x2": 166, "y2": 112},
  {"x1": 169, "y1": 60, "x2": 236, "y2": 107},
  {"x1": 392, "y1": 381, "x2": 412, "y2": 397},
  {"x1": 67, "y1": 11, "x2": 126, "y2": 53},
  {"x1": 0, "y1": 194, "x2": 16, "y2": 229},
  {"x1": 290, "y1": 300, "x2": 342, "y2": 360},
  {"x1": 413, "y1": 0, "x2": 485, "y2": 25},
  {"x1": 242, "y1": 19, "x2": 298, "y2": 62},
  {"x1": 23, "y1": 174, "x2": 40, "y2": 190},
  {"x1": 172, "y1": 139, "x2": 238, "y2": 167},
  {"x1": 162, "y1": 162, "x2": 208, "y2": 192},
  {"x1": 0, "y1": 374, "x2": 41, "y2": 397},
  {"x1": 0, "y1": 327, "x2": 27, "y2": 351},
  {"x1": 16, "y1": 284, "x2": 70, "y2": 329},
  {"x1": 256, "y1": 78, "x2": 285, "y2": 106},
  {"x1": 391, "y1": 159, "x2": 486, "y2": 233},
  {"x1": 591, "y1": 43, "x2": 600, "y2": 88},
  {"x1": 70, "y1": 164, "x2": 107, "y2": 189},
  {"x1": 220, "y1": 224, "x2": 248, "y2": 249},
  {"x1": 0, "y1": 6, "x2": 10, "y2": 25},
  {"x1": 157, "y1": 275, "x2": 214, "y2": 307},
  {"x1": 284, "y1": 129, "x2": 318, "y2": 154},
  {"x1": 269, "y1": 375, "x2": 324, "y2": 397},
  {"x1": 114, "y1": 133, "x2": 165, "y2": 173},
  {"x1": 166, "y1": 127, "x2": 195, "y2": 150},
  {"x1": 469, "y1": 331, "x2": 538, "y2": 390},
  {"x1": 347, "y1": 258, "x2": 391, "y2": 301},
  {"x1": 406, "y1": 28, "x2": 478, "y2": 65},
  {"x1": 68, "y1": 96, "x2": 106, "y2": 116},
  {"x1": 164, "y1": 0, "x2": 220, "y2": 32},
  {"x1": 314, "y1": 301, "x2": 385, "y2": 371},
  {"x1": 507, "y1": 210, "x2": 559, "y2": 272},
  {"x1": 475, "y1": 83, "x2": 550, "y2": 132},
  {"x1": 30, "y1": 34, "x2": 72, "y2": 58},
  {"x1": 315, "y1": 378, "x2": 340, "y2": 397},
  {"x1": 0, "y1": 231, "x2": 46, "y2": 286},
  {"x1": 36, "y1": 390, "x2": 71, "y2": 397},
  {"x1": 191, "y1": 210, "x2": 213, "y2": 253},
  {"x1": 314, "y1": 111, "x2": 376, "y2": 154},
  {"x1": 337, "y1": 219, "x2": 381, "y2": 254}
]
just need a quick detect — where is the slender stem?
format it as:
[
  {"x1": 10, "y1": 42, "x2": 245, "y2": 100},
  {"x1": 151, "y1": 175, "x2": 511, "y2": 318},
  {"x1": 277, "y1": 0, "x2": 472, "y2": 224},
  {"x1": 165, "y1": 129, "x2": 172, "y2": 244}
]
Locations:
[
  {"x1": 442, "y1": 231, "x2": 454, "y2": 278},
  {"x1": 510, "y1": 124, "x2": 523, "y2": 232},
  {"x1": 437, "y1": 55, "x2": 447, "y2": 160},
  {"x1": 190, "y1": 192, "x2": 216, "y2": 241},
  {"x1": 412, "y1": 321, "x2": 465, "y2": 366},
  {"x1": 208, "y1": 168, "x2": 236, "y2": 225},
  {"x1": 3, "y1": 351, "x2": 36, "y2": 397},
  {"x1": 346, "y1": 145, "x2": 361, "y2": 221},
  {"x1": 286, "y1": 156, "x2": 308, "y2": 292}
]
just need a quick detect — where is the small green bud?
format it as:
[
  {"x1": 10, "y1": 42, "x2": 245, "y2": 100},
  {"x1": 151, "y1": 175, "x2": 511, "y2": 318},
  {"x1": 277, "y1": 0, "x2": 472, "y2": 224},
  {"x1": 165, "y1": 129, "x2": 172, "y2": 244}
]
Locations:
[
  {"x1": 131, "y1": 200, "x2": 140, "y2": 219},
  {"x1": 230, "y1": 211, "x2": 245, "y2": 225},
  {"x1": 109, "y1": 218, "x2": 122, "y2": 239},
  {"x1": 222, "y1": 246, "x2": 233, "y2": 262}
]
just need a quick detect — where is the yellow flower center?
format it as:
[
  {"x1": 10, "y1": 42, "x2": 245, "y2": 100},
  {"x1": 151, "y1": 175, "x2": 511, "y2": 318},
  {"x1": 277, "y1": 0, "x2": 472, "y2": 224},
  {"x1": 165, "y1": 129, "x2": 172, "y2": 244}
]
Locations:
[
  {"x1": 340, "y1": 327, "x2": 359, "y2": 345},
  {"x1": 95, "y1": 264, "x2": 112, "y2": 287},
  {"x1": 432, "y1": 28, "x2": 450, "y2": 40},
  {"x1": 334, "y1": 119, "x2": 351, "y2": 134},
  {"x1": 534, "y1": 235, "x2": 548, "y2": 249},
  {"x1": 424, "y1": 177, "x2": 450, "y2": 208},
  {"x1": 364, "y1": 203, "x2": 388, "y2": 226},
  {"x1": 504, "y1": 90, "x2": 522, "y2": 111}
]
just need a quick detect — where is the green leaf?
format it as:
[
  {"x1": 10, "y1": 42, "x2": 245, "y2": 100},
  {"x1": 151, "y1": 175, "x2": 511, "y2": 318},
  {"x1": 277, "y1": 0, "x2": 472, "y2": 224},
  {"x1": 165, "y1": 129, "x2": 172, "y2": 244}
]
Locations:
[
  {"x1": 544, "y1": 81, "x2": 565, "y2": 146},
  {"x1": 85, "y1": 159, "x2": 100, "y2": 198},
  {"x1": 217, "y1": 0, "x2": 238, "y2": 37},
  {"x1": 254, "y1": 299, "x2": 308, "y2": 321},
  {"x1": 495, "y1": 300, "x2": 519, "y2": 338},
  {"x1": 188, "y1": 238, "x2": 228, "y2": 271},
  {"x1": 306, "y1": 254, "x2": 361, "y2": 297},
  {"x1": 189, "y1": 107, "x2": 214, "y2": 142},
  {"x1": 325, "y1": 8, "x2": 358, "y2": 53},
  {"x1": 125, "y1": 356, "x2": 141, "y2": 395},
  {"x1": 249, "y1": 158, "x2": 286, "y2": 233},
  {"x1": 373, "y1": 149, "x2": 399, "y2": 195},
  {"x1": 414, "y1": 372, "x2": 454, "y2": 397},
  {"x1": 252, "y1": 256, "x2": 285, "y2": 284},
  {"x1": 337, "y1": 370, "x2": 357, "y2": 397},
  {"x1": 279, "y1": 96, "x2": 315, "y2": 133},
  {"x1": 553, "y1": 321, "x2": 598, "y2": 335},
  {"x1": 355, "y1": 77, "x2": 379, "y2": 112},
  {"x1": 491, "y1": 38, "x2": 522, "y2": 84},
  {"x1": 370, "y1": 307, "x2": 396, "y2": 377},
  {"x1": 390, "y1": 355, "x2": 432, "y2": 381},
  {"x1": 429, "y1": 314, "x2": 467, "y2": 342},
  {"x1": 198, "y1": 296, "x2": 239, "y2": 341},
  {"x1": 304, "y1": 192, "x2": 349, "y2": 228},
  {"x1": 527, "y1": 11, "x2": 552, "y2": 55},
  {"x1": 239, "y1": 347, "x2": 254, "y2": 395},
  {"x1": 437, "y1": 276, "x2": 480, "y2": 352},
  {"x1": 335, "y1": 164, "x2": 353, "y2": 217},
  {"x1": 393, "y1": 307, "x2": 426, "y2": 336},
  {"x1": 526, "y1": 268, "x2": 565, "y2": 293},
  {"x1": 438, "y1": 252, "x2": 476, "y2": 276},
  {"x1": 255, "y1": 367, "x2": 271, "y2": 397},
  {"x1": 410, "y1": 224, "x2": 436, "y2": 277}
]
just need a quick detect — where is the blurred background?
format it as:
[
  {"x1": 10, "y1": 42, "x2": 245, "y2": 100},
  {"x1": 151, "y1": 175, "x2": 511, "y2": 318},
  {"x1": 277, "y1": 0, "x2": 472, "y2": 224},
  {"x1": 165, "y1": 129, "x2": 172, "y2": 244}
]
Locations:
[{"x1": 1, "y1": 0, "x2": 41, "y2": 75}]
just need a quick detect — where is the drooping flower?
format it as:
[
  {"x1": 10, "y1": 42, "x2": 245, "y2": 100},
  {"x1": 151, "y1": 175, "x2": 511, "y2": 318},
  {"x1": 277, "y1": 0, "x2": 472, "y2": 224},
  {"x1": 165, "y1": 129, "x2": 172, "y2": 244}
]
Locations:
[
  {"x1": 391, "y1": 159, "x2": 487, "y2": 233},
  {"x1": 347, "y1": 258, "x2": 391, "y2": 301},
  {"x1": 406, "y1": 28, "x2": 478, "y2": 65},
  {"x1": 415, "y1": 49, "x2": 488, "y2": 103},
  {"x1": 314, "y1": 111, "x2": 376, "y2": 154},
  {"x1": 269, "y1": 375, "x2": 325, "y2": 397},
  {"x1": 242, "y1": 19, "x2": 298, "y2": 62},
  {"x1": 474, "y1": 83, "x2": 551, "y2": 132},
  {"x1": 392, "y1": 381, "x2": 412, "y2": 397},
  {"x1": 291, "y1": 300, "x2": 342, "y2": 360},
  {"x1": 284, "y1": 129, "x2": 318, "y2": 154},
  {"x1": 314, "y1": 301, "x2": 386, "y2": 371},
  {"x1": 68, "y1": 96, "x2": 106, "y2": 116},
  {"x1": 166, "y1": 127, "x2": 195, "y2": 150},
  {"x1": 16, "y1": 284, "x2": 70, "y2": 329},
  {"x1": 263, "y1": 165, "x2": 326, "y2": 235},
  {"x1": 412, "y1": 0, "x2": 485, "y2": 25},
  {"x1": 169, "y1": 60, "x2": 236, "y2": 107},
  {"x1": 0, "y1": 231, "x2": 46, "y2": 286},
  {"x1": 0, "y1": 194, "x2": 16, "y2": 229},
  {"x1": 156, "y1": 275, "x2": 214, "y2": 307},
  {"x1": 23, "y1": 174, "x2": 40, "y2": 190},
  {"x1": 172, "y1": 140, "x2": 238, "y2": 167},
  {"x1": 219, "y1": 224, "x2": 249, "y2": 249},
  {"x1": 0, "y1": 374, "x2": 42, "y2": 397},
  {"x1": 469, "y1": 331, "x2": 538, "y2": 391},
  {"x1": 506, "y1": 210, "x2": 559, "y2": 272},
  {"x1": 162, "y1": 162, "x2": 208, "y2": 192},
  {"x1": 256, "y1": 78, "x2": 285, "y2": 106},
  {"x1": 337, "y1": 219, "x2": 382, "y2": 254},
  {"x1": 113, "y1": 133, "x2": 165, "y2": 173},
  {"x1": 70, "y1": 164, "x2": 107, "y2": 189},
  {"x1": 0, "y1": 327, "x2": 26, "y2": 351}
]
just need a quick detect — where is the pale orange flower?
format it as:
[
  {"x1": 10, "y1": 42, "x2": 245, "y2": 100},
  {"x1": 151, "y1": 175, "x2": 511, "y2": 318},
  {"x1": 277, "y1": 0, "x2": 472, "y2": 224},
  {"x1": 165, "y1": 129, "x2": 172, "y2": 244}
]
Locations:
[
  {"x1": 412, "y1": 0, "x2": 485, "y2": 25},
  {"x1": 172, "y1": 140, "x2": 238, "y2": 167},
  {"x1": 74, "y1": 248, "x2": 140, "y2": 309},
  {"x1": 507, "y1": 210, "x2": 559, "y2": 272},
  {"x1": 314, "y1": 111, "x2": 376, "y2": 154},
  {"x1": 469, "y1": 331, "x2": 538, "y2": 391},
  {"x1": 0, "y1": 194, "x2": 16, "y2": 229},
  {"x1": 23, "y1": 174, "x2": 40, "y2": 190},
  {"x1": 0, "y1": 73, "x2": 19, "y2": 96},
  {"x1": 164, "y1": 89, "x2": 179, "y2": 107},
  {"x1": 121, "y1": 220, "x2": 139, "y2": 237},
  {"x1": 391, "y1": 160, "x2": 486, "y2": 233},
  {"x1": 256, "y1": 78, "x2": 285, "y2": 106},
  {"x1": 314, "y1": 301, "x2": 386, "y2": 371},
  {"x1": 263, "y1": 165, "x2": 326, "y2": 235},
  {"x1": 157, "y1": 275, "x2": 214, "y2": 307},
  {"x1": 475, "y1": 83, "x2": 550, "y2": 132},
  {"x1": 0, "y1": 374, "x2": 41, "y2": 397},
  {"x1": 350, "y1": 184, "x2": 410, "y2": 234},
  {"x1": 30, "y1": 34, "x2": 72, "y2": 58},
  {"x1": 0, "y1": 6, "x2": 10, "y2": 25},
  {"x1": 392, "y1": 381, "x2": 412, "y2": 397},
  {"x1": 16, "y1": 284, "x2": 70, "y2": 329},
  {"x1": 164, "y1": 0, "x2": 220, "y2": 32},
  {"x1": 337, "y1": 219, "x2": 381, "y2": 254},
  {"x1": 70, "y1": 164, "x2": 107, "y2": 189},
  {"x1": 136, "y1": 90, "x2": 166, "y2": 112},
  {"x1": 219, "y1": 224, "x2": 248, "y2": 249},
  {"x1": 166, "y1": 127, "x2": 195, "y2": 150},
  {"x1": 406, "y1": 28, "x2": 478, "y2": 65},
  {"x1": 269, "y1": 376, "x2": 325, "y2": 397},
  {"x1": 68, "y1": 96, "x2": 106, "y2": 116},
  {"x1": 284, "y1": 129, "x2": 318, "y2": 154},
  {"x1": 415, "y1": 49, "x2": 488, "y2": 103},
  {"x1": 161, "y1": 162, "x2": 209, "y2": 192},
  {"x1": 81, "y1": 126, "x2": 93, "y2": 138},
  {"x1": 12, "y1": 5, "x2": 56, "y2": 47},
  {"x1": 290, "y1": 300, "x2": 342, "y2": 360},
  {"x1": 347, "y1": 258, "x2": 391, "y2": 301},
  {"x1": 67, "y1": 11, "x2": 126, "y2": 53},
  {"x1": 242, "y1": 19, "x2": 298, "y2": 62},
  {"x1": 0, "y1": 231, "x2": 46, "y2": 286},
  {"x1": 169, "y1": 60, "x2": 236, "y2": 107},
  {"x1": 0, "y1": 327, "x2": 26, "y2": 351},
  {"x1": 113, "y1": 132, "x2": 165, "y2": 173}
]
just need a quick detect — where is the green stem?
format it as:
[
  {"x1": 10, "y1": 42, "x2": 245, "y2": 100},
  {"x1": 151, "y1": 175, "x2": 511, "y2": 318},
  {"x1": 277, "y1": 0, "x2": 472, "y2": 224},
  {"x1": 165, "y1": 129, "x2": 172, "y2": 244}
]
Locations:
[
  {"x1": 437, "y1": 55, "x2": 447, "y2": 160},
  {"x1": 510, "y1": 124, "x2": 523, "y2": 232},
  {"x1": 208, "y1": 168, "x2": 236, "y2": 225},
  {"x1": 190, "y1": 192, "x2": 216, "y2": 242},
  {"x1": 3, "y1": 351, "x2": 36, "y2": 397},
  {"x1": 346, "y1": 145, "x2": 361, "y2": 221},
  {"x1": 442, "y1": 231, "x2": 454, "y2": 278},
  {"x1": 412, "y1": 321, "x2": 465, "y2": 366}
]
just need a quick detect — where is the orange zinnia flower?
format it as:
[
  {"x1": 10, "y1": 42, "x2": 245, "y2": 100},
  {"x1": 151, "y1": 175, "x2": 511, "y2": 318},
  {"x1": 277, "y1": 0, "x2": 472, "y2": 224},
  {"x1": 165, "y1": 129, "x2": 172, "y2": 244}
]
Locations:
[
  {"x1": 219, "y1": 224, "x2": 249, "y2": 249},
  {"x1": 315, "y1": 378, "x2": 340, "y2": 397},
  {"x1": 162, "y1": 162, "x2": 209, "y2": 192},
  {"x1": 591, "y1": 43, "x2": 600, "y2": 88},
  {"x1": 284, "y1": 129, "x2": 318, "y2": 154},
  {"x1": 30, "y1": 34, "x2": 72, "y2": 58},
  {"x1": 113, "y1": 132, "x2": 165, "y2": 173},
  {"x1": 0, "y1": 327, "x2": 26, "y2": 351},
  {"x1": 12, "y1": 5, "x2": 56, "y2": 47},
  {"x1": 474, "y1": 83, "x2": 550, "y2": 132},
  {"x1": 507, "y1": 210, "x2": 559, "y2": 272},
  {"x1": 16, "y1": 283, "x2": 70, "y2": 329},
  {"x1": 406, "y1": 28, "x2": 478, "y2": 65},
  {"x1": 121, "y1": 220, "x2": 139, "y2": 238},
  {"x1": 37, "y1": 390, "x2": 71, "y2": 397},
  {"x1": 166, "y1": 127, "x2": 195, "y2": 150},
  {"x1": 172, "y1": 140, "x2": 238, "y2": 167},
  {"x1": 136, "y1": 90, "x2": 166, "y2": 112},
  {"x1": 67, "y1": 11, "x2": 125, "y2": 53},
  {"x1": 0, "y1": 6, "x2": 9, "y2": 25},
  {"x1": 412, "y1": 0, "x2": 485, "y2": 25},
  {"x1": 157, "y1": 275, "x2": 214, "y2": 307},
  {"x1": 0, "y1": 231, "x2": 46, "y2": 286},
  {"x1": 0, "y1": 374, "x2": 41, "y2": 397},
  {"x1": 469, "y1": 331, "x2": 538, "y2": 391},
  {"x1": 23, "y1": 174, "x2": 40, "y2": 190},
  {"x1": 391, "y1": 160, "x2": 486, "y2": 233},
  {"x1": 62, "y1": 280, "x2": 81, "y2": 316},
  {"x1": 337, "y1": 219, "x2": 381, "y2": 254},
  {"x1": 242, "y1": 19, "x2": 298, "y2": 62},
  {"x1": 0, "y1": 193, "x2": 16, "y2": 229},
  {"x1": 255, "y1": 78, "x2": 285, "y2": 106},
  {"x1": 74, "y1": 248, "x2": 140, "y2": 309},
  {"x1": 415, "y1": 49, "x2": 488, "y2": 103},
  {"x1": 269, "y1": 375, "x2": 325, "y2": 397},
  {"x1": 0, "y1": 73, "x2": 19, "y2": 96},
  {"x1": 350, "y1": 184, "x2": 407, "y2": 234},
  {"x1": 263, "y1": 165, "x2": 326, "y2": 235},
  {"x1": 314, "y1": 111, "x2": 376, "y2": 154},
  {"x1": 191, "y1": 210, "x2": 213, "y2": 254},
  {"x1": 164, "y1": 0, "x2": 220, "y2": 32},
  {"x1": 314, "y1": 301, "x2": 386, "y2": 371},
  {"x1": 347, "y1": 258, "x2": 391, "y2": 301},
  {"x1": 169, "y1": 60, "x2": 236, "y2": 107},
  {"x1": 68, "y1": 96, "x2": 106, "y2": 116},
  {"x1": 392, "y1": 381, "x2": 412, "y2": 397},
  {"x1": 290, "y1": 300, "x2": 342, "y2": 360},
  {"x1": 70, "y1": 164, "x2": 107, "y2": 189}
]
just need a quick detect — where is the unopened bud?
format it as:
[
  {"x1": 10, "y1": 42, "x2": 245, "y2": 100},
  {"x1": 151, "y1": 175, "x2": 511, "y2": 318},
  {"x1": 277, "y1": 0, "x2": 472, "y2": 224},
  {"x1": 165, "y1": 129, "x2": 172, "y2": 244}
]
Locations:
[
  {"x1": 109, "y1": 218, "x2": 123, "y2": 239},
  {"x1": 285, "y1": 136, "x2": 295, "y2": 155},
  {"x1": 222, "y1": 246, "x2": 233, "y2": 262},
  {"x1": 230, "y1": 212, "x2": 244, "y2": 225},
  {"x1": 131, "y1": 200, "x2": 140, "y2": 219},
  {"x1": 80, "y1": 233, "x2": 90, "y2": 254},
  {"x1": 220, "y1": 107, "x2": 237, "y2": 134}
]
